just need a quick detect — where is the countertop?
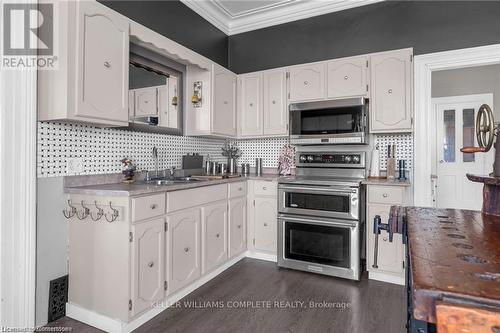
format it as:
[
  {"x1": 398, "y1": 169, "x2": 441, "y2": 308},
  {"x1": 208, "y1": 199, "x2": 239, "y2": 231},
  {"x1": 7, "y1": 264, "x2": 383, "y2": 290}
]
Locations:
[
  {"x1": 64, "y1": 174, "x2": 281, "y2": 197},
  {"x1": 361, "y1": 177, "x2": 411, "y2": 187},
  {"x1": 404, "y1": 207, "x2": 500, "y2": 324}
]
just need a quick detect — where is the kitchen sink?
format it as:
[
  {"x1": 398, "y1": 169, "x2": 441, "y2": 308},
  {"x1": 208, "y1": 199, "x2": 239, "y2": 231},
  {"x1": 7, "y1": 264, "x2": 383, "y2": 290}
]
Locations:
[{"x1": 139, "y1": 177, "x2": 202, "y2": 186}]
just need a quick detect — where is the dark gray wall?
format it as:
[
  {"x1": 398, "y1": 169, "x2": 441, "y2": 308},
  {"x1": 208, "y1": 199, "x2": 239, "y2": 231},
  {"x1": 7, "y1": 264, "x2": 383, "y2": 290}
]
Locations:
[
  {"x1": 229, "y1": 1, "x2": 500, "y2": 74},
  {"x1": 100, "y1": 0, "x2": 228, "y2": 67}
]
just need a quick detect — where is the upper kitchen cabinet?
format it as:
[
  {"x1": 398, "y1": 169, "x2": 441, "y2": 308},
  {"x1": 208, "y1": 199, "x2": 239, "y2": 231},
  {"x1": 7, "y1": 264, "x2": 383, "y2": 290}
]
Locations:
[
  {"x1": 327, "y1": 56, "x2": 369, "y2": 98},
  {"x1": 288, "y1": 63, "x2": 326, "y2": 102},
  {"x1": 212, "y1": 69, "x2": 237, "y2": 137},
  {"x1": 239, "y1": 73, "x2": 263, "y2": 137},
  {"x1": 185, "y1": 64, "x2": 237, "y2": 138},
  {"x1": 38, "y1": 1, "x2": 130, "y2": 127},
  {"x1": 370, "y1": 48, "x2": 413, "y2": 133},
  {"x1": 238, "y1": 69, "x2": 288, "y2": 138}
]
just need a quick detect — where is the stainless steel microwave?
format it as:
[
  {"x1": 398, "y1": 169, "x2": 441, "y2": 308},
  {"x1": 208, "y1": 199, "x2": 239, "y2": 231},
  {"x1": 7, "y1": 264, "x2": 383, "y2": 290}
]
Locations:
[{"x1": 289, "y1": 98, "x2": 368, "y2": 145}]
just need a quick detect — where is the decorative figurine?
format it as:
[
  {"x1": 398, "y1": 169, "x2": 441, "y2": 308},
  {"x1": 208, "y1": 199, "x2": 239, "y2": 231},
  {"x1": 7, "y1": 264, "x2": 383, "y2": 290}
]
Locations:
[
  {"x1": 121, "y1": 158, "x2": 137, "y2": 183},
  {"x1": 278, "y1": 144, "x2": 295, "y2": 176}
]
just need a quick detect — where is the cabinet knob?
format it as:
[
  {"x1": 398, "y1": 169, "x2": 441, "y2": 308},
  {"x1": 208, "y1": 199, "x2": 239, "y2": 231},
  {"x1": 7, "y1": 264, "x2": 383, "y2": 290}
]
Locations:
[
  {"x1": 264, "y1": 223, "x2": 268, "y2": 227},
  {"x1": 184, "y1": 247, "x2": 190, "y2": 252},
  {"x1": 304, "y1": 81, "x2": 309, "y2": 86},
  {"x1": 237, "y1": 225, "x2": 241, "y2": 229},
  {"x1": 382, "y1": 193, "x2": 388, "y2": 198},
  {"x1": 224, "y1": 101, "x2": 228, "y2": 105},
  {"x1": 104, "y1": 61, "x2": 111, "y2": 68},
  {"x1": 262, "y1": 186, "x2": 267, "y2": 190},
  {"x1": 148, "y1": 261, "x2": 154, "y2": 268},
  {"x1": 383, "y1": 237, "x2": 388, "y2": 242},
  {"x1": 388, "y1": 89, "x2": 393, "y2": 94},
  {"x1": 344, "y1": 75, "x2": 349, "y2": 80},
  {"x1": 150, "y1": 204, "x2": 157, "y2": 209},
  {"x1": 216, "y1": 233, "x2": 220, "y2": 238},
  {"x1": 249, "y1": 103, "x2": 253, "y2": 107},
  {"x1": 272, "y1": 100, "x2": 276, "y2": 104},
  {"x1": 238, "y1": 187, "x2": 242, "y2": 191}
]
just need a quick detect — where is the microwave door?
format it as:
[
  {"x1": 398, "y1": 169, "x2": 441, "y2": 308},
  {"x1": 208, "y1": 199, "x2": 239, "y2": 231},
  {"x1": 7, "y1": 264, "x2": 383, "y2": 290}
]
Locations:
[{"x1": 290, "y1": 106, "x2": 362, "y2": 137}]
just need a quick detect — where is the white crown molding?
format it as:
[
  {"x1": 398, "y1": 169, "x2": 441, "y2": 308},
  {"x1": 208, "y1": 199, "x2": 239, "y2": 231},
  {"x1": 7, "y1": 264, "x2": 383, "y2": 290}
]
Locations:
[{"x1": 181, "y1": 0, "x2": 384, "y2": 35}]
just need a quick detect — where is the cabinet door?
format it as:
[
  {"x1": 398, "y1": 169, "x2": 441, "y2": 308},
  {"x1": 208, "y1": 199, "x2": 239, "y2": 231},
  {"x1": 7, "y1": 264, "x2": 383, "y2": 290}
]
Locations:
[
  {"x1": 263, "y1": 69, "x2": 287, "y2": 136},
  {"x1": 167, "y1": 208, "x2": 201, "y2": 294},
  {"x1": 75, "y1": 1, "x2": 129, "y2": 124},
  {"x1": 289, "y1": 63, "x2": 326, "y2": 102},
  {"x1": 239, "y1": 74, "x2": 263, "y2": 137},
  {"x1": 202, "y1": 202, "x2": 228, "y2": 273},
  {"x1": 327, "y1": 56, "x2": 369, "y2": 98},
  {"x1": 213, "y1": 71, "x2": 237, "y2": 136},
  {"x1": 370, "y1": 49, "x2": 413, "y2": 133},
  {"x1": 366, "y1": 204, "x2": 404, "y2": 274},
  {"x1": 135, "y1": 87, "x2": 158, "y2": 117},
  {"x1": 229, "y1": 197, "x2": 246, "y2": 258},
  {"x1": 254, "y1": 197, "x2": 277, "y2": 254},
  {"x1": 167, "y1": 76, "x2": 179, "y2": 128},
  {"x1": 131, "y1": 218, "x2": 165, "y2": 316}
]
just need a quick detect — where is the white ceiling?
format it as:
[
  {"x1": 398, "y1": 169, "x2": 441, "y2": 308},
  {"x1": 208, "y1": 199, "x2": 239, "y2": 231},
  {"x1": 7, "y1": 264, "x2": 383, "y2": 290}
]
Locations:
[{"x1": 181, "y1": 0, "x2": 384, "y2": 35}]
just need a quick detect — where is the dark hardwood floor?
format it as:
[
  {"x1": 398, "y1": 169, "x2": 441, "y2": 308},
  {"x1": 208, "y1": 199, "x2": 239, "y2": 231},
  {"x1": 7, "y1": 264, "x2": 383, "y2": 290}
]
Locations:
[{"x1": 47, "y1": 258, "x2": 406, "y2": 333}]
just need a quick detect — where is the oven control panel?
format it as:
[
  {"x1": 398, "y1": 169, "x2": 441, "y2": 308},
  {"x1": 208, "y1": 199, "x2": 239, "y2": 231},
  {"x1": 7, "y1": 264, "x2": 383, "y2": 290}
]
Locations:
[{"x1": 298, "y1": 153, "x2": 363, "y2": 165}]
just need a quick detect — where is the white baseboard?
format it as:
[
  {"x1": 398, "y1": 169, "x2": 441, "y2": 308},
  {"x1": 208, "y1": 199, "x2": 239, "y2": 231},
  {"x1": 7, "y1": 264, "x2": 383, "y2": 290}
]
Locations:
[
  {"x1": 67, "y1": 252, "x2": 247, "y2": 333},
  {"x1": 245, "y1": 251, "x2": 277, "y2": 262},
  {"x1": 368, "y1": 271, "x2": 405, "y2": 285}
]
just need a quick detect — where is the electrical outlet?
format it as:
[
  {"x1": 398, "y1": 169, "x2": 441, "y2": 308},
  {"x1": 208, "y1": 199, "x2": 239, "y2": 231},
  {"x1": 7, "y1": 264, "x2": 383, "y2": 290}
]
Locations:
[{"x1": 66, "y1": 157, "x2": 84, "y2": 174}]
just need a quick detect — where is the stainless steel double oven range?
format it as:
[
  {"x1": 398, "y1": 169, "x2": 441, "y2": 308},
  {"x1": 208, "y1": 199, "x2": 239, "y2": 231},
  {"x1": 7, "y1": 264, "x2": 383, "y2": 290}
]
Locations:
[{"x1": 278, "y1": 98, "x2": 368, "y2": 281}]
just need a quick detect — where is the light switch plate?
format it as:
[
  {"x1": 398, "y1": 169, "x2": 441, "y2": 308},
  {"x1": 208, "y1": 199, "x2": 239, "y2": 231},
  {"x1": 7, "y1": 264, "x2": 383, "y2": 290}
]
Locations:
[{"x1": 66, "y1": 157, "x2": 84, "y2": 174}]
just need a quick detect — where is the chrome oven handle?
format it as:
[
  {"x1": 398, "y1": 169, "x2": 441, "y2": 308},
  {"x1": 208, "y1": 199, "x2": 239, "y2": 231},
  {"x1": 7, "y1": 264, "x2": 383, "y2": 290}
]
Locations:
[
  {"x1": 279, "y1": 215, "x2": 358, "y2": 228},
  {"x1": 279, "y1": 185, "x2": 357, "y2": 194}
]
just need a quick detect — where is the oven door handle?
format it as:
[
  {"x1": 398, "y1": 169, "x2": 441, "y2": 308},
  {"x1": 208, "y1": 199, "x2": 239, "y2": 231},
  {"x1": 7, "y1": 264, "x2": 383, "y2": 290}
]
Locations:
[
  {"x1": 279, "y1": 185, "x2": 357, "y2": 194},
  {"x1": 279, "y1": 215, "x2": 358, "y2": 228}
]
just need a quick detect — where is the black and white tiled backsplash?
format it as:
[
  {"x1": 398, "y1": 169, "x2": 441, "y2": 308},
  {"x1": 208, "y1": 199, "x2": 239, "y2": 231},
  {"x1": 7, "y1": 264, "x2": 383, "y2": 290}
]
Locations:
[{"x1": 37, "y1": 122, "x2": 413, "y2": 178}]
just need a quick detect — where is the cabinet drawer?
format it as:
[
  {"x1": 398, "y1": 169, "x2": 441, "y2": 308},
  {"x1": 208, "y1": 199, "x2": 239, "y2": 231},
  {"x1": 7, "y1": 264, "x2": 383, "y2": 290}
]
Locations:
[
  {"x1": 167, "y1": 184, "x2": 227, "y2": 213},
  {"x1": 367, "y1": 186, "x2": 404, "y2": 205},
  {"x1": 131, "y1": 193, "x2": 166, "y2": 222},
  {"x1": 229, "y1": 182, "x2": 246, "y2": 198},
  {"x1": 253, "y1": 180, "x2": 277, "y2": 196}
]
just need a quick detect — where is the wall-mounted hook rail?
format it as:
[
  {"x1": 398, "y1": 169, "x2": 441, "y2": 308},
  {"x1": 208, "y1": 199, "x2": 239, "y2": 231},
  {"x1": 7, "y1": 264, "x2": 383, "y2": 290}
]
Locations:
[
  {"x1": 76, "y1": 200, "x2": 90, "y2": 220},
  {"x1": 63, "y1": 200, "x2": 77, "y2": 219},
  {"x1": 105, "y1": 201, "x2": 119, "y2": 223},
  {"x1": 90, "y1": 201, "x2": 104, "y2": 221}
]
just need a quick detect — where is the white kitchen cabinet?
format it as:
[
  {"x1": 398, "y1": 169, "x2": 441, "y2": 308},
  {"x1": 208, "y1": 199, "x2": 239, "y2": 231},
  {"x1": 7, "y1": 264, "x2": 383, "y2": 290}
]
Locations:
[
  {"x1": 263, "y1": 69, "x2": 288, "y2": 136},
  {"x1": 213, "y1": 70, "x2": 237, "y2": 136},
  {"x1": 229, "y1": 197, "x2": 247, "y2": 258},
  {"x1": 134, "y1": 87, "x2": 158, "y2": 117},
  {"x1": 288, "y1": 63, "x2": 326, "y2": 102},
  {"x1": 247, "y1": 180, "x2": 278, "y2": 255},
  {"x1": 202, "y1": 202, "x2": 228, "y2": 273},
  {"x1": 370, "y1": 48, "x2": 413, "y2": 133},
  {"x1": 239, "y1": 73, "x2": 263, "y2": 137},
  {"x1": 39, "y1": 1, "x2": 130, "y2": 126},
  {"x1": 366, "y1": 184, "x2": 408, "y2": 285},
  {"x1": 131, "y1": 218, "x2": 165, "y2": 316},
  {"x1": 327, "y1": 56, "x2": 369, "y2": 98},
  {"x1": 167, "y1": 208, "x2": 201, "y2": 294}
]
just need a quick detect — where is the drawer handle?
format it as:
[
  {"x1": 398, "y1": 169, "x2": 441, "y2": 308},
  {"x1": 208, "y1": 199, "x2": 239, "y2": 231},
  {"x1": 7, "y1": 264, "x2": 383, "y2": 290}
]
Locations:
[
  {"x1": 237, "y1": 225, "x2": 241, "y2": 229},
  {"x1": 264, "y1": 223, "x2": 268, "y2": 227},
  {"x1": 104, "y1": 61, "x2": 111, "y2": 68},
  {"x1": 150, "y1": 204, "x2": 157, "y2": 209},
  {"x1": 184, "y1": 247, "x2": 190, "y2": 253},
  {"x1": 382, "y1": 193, "x2": 388, "y2": 198},
  {"x1": 216, "y1": 233, "x2": 220, "y2": 238},
  {"x1": 344, "y1": 75, "x2": 349, "y2": 80},
  {"x1": 148, "y1": 261, "x2": 154, "y2": 268}
]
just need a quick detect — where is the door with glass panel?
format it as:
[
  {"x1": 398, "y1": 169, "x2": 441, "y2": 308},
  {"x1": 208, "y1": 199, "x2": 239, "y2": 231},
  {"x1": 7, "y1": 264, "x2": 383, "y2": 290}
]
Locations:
[{"x1": 433, "y1": 94, "x2": 494, "y2": 210}]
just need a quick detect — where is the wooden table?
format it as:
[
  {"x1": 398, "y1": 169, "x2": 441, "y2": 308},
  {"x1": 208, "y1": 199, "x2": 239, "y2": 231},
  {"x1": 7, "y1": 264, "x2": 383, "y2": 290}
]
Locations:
[{"x1": 404, "y1": 207, "x2": 500, "y2": 332}]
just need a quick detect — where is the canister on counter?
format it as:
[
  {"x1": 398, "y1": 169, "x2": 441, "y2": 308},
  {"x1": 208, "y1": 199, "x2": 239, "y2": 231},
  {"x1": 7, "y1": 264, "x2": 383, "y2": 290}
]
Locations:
[{"x1": 255, "y1": 158, "x2": 263, "y2": 176}]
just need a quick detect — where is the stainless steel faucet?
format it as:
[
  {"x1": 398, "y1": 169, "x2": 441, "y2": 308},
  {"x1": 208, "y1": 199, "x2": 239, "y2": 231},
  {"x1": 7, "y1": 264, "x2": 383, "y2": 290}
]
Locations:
[{"x1": 152, "y1": 146, "x2": 159, "y2": 179}]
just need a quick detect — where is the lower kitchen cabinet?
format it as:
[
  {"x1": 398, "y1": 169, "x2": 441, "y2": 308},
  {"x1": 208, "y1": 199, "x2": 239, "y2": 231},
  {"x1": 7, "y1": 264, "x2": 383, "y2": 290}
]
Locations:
[
  {"x1": 202, "y1": 201, "x2": 228, "y2": 273},
  {"x1": 366, "y1": 184, "x2": 410, "y2": 285},
  {"x1": 229, "y1": 197, "x2": 247, "y2": 258},
  {"x1": 247, "y1": 180, "x2": 278, "y2": 255},
  {"x1": 131, "y1": 218, "x2": 165, "y2": 316},
  {"x1": 167, "y1": 208, "x2": 201, "y2": 294}
]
